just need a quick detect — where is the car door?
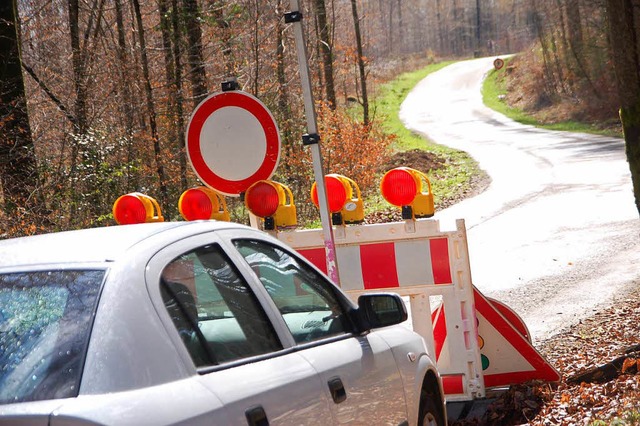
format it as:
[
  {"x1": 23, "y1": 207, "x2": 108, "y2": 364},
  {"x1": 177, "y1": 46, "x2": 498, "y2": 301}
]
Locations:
[
  {"x1": 229, "y1": 236, "x2": 409, "y2": 425},
  {"x1": 146, "y1": 233, "x2": 334, "y2": 426}
]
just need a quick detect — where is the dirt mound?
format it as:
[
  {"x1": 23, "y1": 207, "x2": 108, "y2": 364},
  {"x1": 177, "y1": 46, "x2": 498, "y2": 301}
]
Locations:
[{"x1": 378, "y1": 149, "x2": 445, "y2": 173}]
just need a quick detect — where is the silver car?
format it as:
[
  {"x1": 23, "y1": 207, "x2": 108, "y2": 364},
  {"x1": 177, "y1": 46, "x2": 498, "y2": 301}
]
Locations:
[{"x1": 0, "y1": 221, "x2": 445, "y2": 425}]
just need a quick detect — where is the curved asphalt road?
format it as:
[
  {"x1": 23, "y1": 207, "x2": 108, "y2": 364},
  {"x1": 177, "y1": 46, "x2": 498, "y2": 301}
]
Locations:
[{"x1": 401, "y1": 57, "x2": 640, "y2": 342}]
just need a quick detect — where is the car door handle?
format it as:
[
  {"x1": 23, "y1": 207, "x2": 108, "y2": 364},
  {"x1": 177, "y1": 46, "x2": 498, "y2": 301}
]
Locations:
[
  {"x1": 245, "y1": 405, "x2": 269, "y2": 426},
  {"x1": 328, "y1": 376, "x2": 347, "y2": 404}
]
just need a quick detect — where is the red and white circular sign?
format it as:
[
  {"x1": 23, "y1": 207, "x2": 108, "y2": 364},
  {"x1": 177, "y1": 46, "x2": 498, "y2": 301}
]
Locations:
[{"x1": 185, "y1": 91, "x2": 281, "y2": 196}]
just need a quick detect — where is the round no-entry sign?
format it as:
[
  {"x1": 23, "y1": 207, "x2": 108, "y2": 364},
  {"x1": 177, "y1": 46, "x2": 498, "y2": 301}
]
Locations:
[{"x1": 185, "y1": 91, "x2": 281, "y2": 196}]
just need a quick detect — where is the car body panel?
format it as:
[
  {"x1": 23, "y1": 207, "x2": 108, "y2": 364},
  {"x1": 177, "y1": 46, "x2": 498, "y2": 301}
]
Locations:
[
  {"x1": 197, "y1": 353, "x2": 334, "y2": 425},
  {"x1": 80, "y1": 256, "x2": 190, "y2": 394},
  {"x1": 0, "y1": 399, "x2": 64, "y2": 425},
  {"x1": 51, "y1": 378, "x2": 230, "y2": 426},
  {"x1": 374, "y1": 326, "x2": 442, "y2": 425},
  {"x1": 0, "y1": 223, "x2": 186, "y2": 269},
  {"x1": 297, "y1": 331, "x2": 408, "y2": 424},
  {"x1": 0, "y1": 221, "x2": 445, "y2": 425}
]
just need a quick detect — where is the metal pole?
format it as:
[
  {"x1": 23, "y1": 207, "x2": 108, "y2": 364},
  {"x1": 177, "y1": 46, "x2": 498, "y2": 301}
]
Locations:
[{"x1": 287, "y1": 0, "x2": 340, "y2": 285}]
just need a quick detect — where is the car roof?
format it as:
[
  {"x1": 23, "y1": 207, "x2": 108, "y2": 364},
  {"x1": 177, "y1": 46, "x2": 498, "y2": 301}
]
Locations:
[{"x1": 0, "y1": 221, "x2": 245, "y2": 269}]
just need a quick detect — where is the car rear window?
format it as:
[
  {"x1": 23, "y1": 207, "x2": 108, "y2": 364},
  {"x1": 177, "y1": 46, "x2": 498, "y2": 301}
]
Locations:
[{"x1": 0, "y1": 270, "x2": 104, "y2": 405}]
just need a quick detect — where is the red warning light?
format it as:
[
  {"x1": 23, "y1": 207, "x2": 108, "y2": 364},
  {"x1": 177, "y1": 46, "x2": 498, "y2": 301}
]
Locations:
[
  {"x1": 245, "y1": 181, "x2": 280, "y2": 218},
  {"x1": 113, "y1": 193, "x2": 164, "y2": 225},
  {"x1": 380, "y1": 168, "x2": 419, "y2": 206},
  {"x1": 311, "y1": 175, "x2": 348, "y2": 213},
  {"x1": 178, "y1": 187, "x2": 230, "y2": 222},
  {"x1": 179, "y1": 188, "x2": 213, "y2": 221},
  {"x1": 113, "y1": 195, "x2": 146, "y2": 224}
]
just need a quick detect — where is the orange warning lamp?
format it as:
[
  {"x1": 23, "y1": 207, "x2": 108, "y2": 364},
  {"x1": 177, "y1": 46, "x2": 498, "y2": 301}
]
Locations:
[
  {"x1": 311, "y1": 174, "x2": 364, "y2": 225},
  {"x1": 380, "y1": 167, "x2": 434, "y2": 219},
  {"x1": 113, "y1": 192, "x2": 164, "y2": 225},
  {"x1": 178, "y1": 187, "x2": 230, "y2": 222},
  {"x1": 244, "y1": 180, "x2": 297, "y2": 230}
]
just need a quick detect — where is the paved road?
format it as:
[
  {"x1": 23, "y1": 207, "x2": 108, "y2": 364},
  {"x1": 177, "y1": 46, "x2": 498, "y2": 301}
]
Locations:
[{"x1": 400, "y1": 57, "x2": 639, "y2": 342}]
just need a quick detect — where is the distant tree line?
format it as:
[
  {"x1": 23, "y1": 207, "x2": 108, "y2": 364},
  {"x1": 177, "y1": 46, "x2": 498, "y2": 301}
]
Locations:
[
  {"x1": 515, "y1": 0, "x2": 640, "y2": 214},
  {"x1": 0, "y1": 0, "x2": 587, "y2": 236}
]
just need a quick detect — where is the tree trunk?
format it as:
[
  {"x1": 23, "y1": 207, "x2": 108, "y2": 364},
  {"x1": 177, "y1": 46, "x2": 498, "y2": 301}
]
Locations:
[
  {"x1": 171, "y1": 0, "x2": 188, "y2": 190},
  {"x1": 159, "y1": 0, "x2": 187, "y2": 191},
  {"x1": 251, "y1": 0, "x2": 260, "y2": 95},
  {"x1": 350, "y1": 0, "x2": 369, "y2": 125},
  {"x1": 114, "y1": 0, "x2": 137, "y2": 189},
  {"x1": 182, "y1": 0, "x2": 208, "y2": 104},
  {"x1": 67, "y1": 0, "x2": 85, "y2": 194},
  {"x1": 606, "y1": 0, "x2": 640, "y2": 215},
  {"x1": 313, "y1": 0, "x2": 337, "y2": 108},
  {"x1": 565, "y1": 0, "x2": 583, "y2": 59},
  {"x1": 275, "y1": 0, "x2": 289, "y2": 115},
  {"x1": 0, "y1": 0, "x2": 42, "y2": 225},
  {"x1": 436, "y1": 0, "x2": 445, "y2": 54},
  {"x1": 132, "y1": 0, "x2": 169, "y2": 205},
  {"x1": 475, "y1": 0, "x2": 482, "y2": 56},
  {"x1": 68, "y1": 0, "x2": 86, "y2": 134},
  {"x1": 211, "y1": 2, "x2": 236, "y2": 78},
  {"x1": 563, "y1": 0, "x2": 600, "y2": 98},
  {"x1": 377, "y1": 0, "x2": 389, "y2": 55},
  {"x1": 452, "y1": 0, "x2": 461, "y2": 55},
  {"x1": 396, "y1": 0, "x2": 403, "y2": 54},
  {"x1": 388, "y1": 1, "x2": 394, "y2": 55}
]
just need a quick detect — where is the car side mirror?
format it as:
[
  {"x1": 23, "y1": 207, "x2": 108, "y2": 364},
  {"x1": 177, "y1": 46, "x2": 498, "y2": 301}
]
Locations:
[{"x1": 357, "y1": 293, "x2": 408, "y2": 329}]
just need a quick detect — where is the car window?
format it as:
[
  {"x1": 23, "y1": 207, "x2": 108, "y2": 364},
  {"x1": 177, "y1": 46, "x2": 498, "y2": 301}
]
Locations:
[
  {"x1": 0, "y1": 270, "x2": 104, "y2": 405},
  {"x1": 160, "y1": 244, "x2": 281, "y2": 367},
  {"x1": 233, "y1": 240, "x2": 353, "y2": 344}
]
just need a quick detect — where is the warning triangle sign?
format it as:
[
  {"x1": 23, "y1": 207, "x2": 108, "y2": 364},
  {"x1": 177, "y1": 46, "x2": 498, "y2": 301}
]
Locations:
[
  {"x1": 474, "y1": 288, "x2": 560, "y2": 387},
  {"x1": 431, "y1": 286, "x2": 560, "y2": 392}
]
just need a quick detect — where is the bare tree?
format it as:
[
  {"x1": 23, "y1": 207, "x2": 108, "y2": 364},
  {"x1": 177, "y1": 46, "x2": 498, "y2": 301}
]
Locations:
[
  {"x1": 159, "y1": 0, "x2": 188, "y2": 190},
  {"x1": 0, "y1": 0, "x2": 42, "y2": 225},
  {"x1": 114, "y1": 0, "x2": 137, "y2": 189},
  {"x1": 182, "y1": 0, "x2": 208, "y2": 104},
  {"x1": 606, "y1": 0, "x2": 640, "y2": 215},
  {"x1": 132, "y1": 0, "x2": 169, "y2": 205},
  {"x1": 313, "y1": 0, "x2": 337, "y2": 107},
  {"x1": 350, "y1": 0, "x2": 369, "y2": 125}
]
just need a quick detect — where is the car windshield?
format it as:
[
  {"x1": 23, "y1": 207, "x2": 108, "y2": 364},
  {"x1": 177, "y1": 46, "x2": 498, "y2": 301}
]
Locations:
[{"x1": 0, "y1": 270, "x2": 104, "y2": 405}]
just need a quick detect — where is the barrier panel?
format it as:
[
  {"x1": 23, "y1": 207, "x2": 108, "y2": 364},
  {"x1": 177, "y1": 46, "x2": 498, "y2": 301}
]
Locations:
[{"x1": 276, "y1": 218, "x2": 560, "y2": 402}]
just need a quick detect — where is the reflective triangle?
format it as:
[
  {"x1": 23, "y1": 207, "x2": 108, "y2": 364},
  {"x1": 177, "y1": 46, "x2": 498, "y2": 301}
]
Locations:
[{"x1": 474, "y1": 288, "x2": 561, "y2": 387}]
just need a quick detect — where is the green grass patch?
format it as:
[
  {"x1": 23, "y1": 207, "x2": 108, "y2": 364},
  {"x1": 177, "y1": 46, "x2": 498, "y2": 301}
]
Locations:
[
  {"x1": 483, "y1": 57, "x2": 621, "y2": 137},
  {"x1": 371, "y1": 61, "x2": 484, "y2": 211}
]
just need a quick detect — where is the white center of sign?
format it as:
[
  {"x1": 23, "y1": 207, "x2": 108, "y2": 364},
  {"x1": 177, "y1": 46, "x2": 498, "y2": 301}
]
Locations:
[{"x1": 199, "y1": 106, "x2": 267, "y2": 181}]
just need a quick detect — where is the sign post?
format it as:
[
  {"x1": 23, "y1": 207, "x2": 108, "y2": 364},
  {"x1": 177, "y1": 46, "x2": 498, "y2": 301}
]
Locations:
[{"x1": 286, "y1": 0, "x2": 340, "y2": 284}]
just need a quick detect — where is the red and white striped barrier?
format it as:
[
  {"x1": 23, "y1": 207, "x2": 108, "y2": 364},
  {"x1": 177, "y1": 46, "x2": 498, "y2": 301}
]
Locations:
[{"x1": 276, "y1": 218, "x2": 560, "y2": 402}]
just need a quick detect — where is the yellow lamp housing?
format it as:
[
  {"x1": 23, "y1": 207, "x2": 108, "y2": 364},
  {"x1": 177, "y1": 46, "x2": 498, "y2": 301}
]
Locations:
[
  {"x1": 380, "y1": 167, "x2": 435, "y2": 219},
  {"x1": 310, "y1": 174, "x2": 364, "y2": 225},
  {"x1": 245, "y1": 180, "x2": 297, "y2": 230},
  {"x1": 178, "y1": 186, "x2": 230, "y2": 222},
  {"x1": 112, "y1": 192, "x2": 164, "y2": 225},
  {"x1": 411, "y1": 190, "x2": 435, "y2": 218},
  {"x1": 334, "y1": 175, "x2": 364, "y2": 224}
]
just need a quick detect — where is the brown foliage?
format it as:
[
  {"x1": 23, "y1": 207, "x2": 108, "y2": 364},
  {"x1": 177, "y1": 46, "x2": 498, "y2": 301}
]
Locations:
[
  {"x1": 9, "y1": 0, "x2": 540, "y2": 234},
  {"x1": 508, "y1": 1, "x2": 621, "y2": 131},
  {"x1": 277, "y1": 102, "x2": 392, "y2": 224}
]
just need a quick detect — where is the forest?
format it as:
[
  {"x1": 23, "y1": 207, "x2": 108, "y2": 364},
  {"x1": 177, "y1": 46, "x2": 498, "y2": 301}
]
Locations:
[{"x1": 0, "y1": 0, "x2": 638, "y2": 237}]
